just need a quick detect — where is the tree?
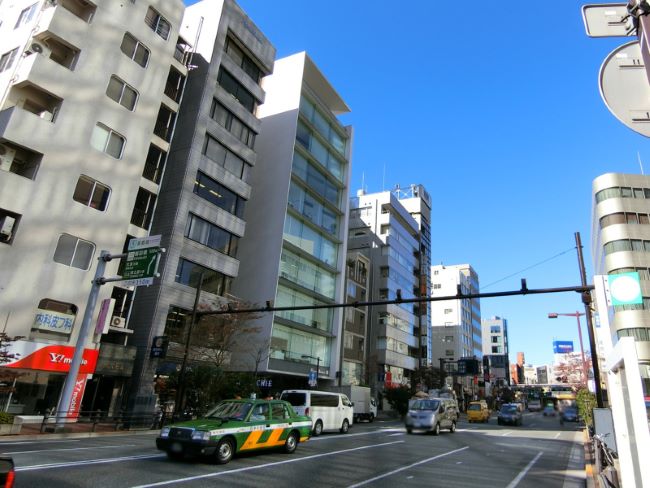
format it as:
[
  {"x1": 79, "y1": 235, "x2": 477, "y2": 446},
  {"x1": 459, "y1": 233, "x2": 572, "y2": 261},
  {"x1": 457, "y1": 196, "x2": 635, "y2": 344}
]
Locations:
[
  {"x1": 383, "y1": 385, "x2": 411, "y2": 416},
  {"x1": 410, "y1": 365, "x2": 444, "y2": 393},
  {"x1": 576, "y1": 387, "x2": 597, "y2": 428},
  {"x1": 0, "y1": 333, "x2": 23, "y2": 410}
]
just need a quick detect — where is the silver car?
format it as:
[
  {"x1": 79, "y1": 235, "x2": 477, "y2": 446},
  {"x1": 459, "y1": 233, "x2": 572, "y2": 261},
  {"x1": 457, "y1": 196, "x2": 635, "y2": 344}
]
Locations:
[{"x1": 405, "y1": 398, "x2": 458, "y2": 435}]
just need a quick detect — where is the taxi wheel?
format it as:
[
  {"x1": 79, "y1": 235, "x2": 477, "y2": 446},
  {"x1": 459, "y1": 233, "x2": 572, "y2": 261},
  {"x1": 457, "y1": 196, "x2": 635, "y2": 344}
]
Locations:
[
  {"x1": 449, "y1": 421, "x2": 456, "y2": 433},
  {"x1": 166, "y1": 451, "x2": 183, "y2": 461},
  {"x1": 313, "y1": 420, "x2": 323, "y2": 437},
  {"x1": 284, "y1": 431, "x2": 298, "y2": 454},
  {"x1": 215, "y1": 438, "x2": 234, "y2": 464},
  {"x1": 340, "y1": 419, "x2": 350, "y2": 434},
  {"x1": 432, "y1": 423, "x2": 440, "y2": 436},
  {"x1": 406, "y1": 428, "x2": 412, "y2": 434}
]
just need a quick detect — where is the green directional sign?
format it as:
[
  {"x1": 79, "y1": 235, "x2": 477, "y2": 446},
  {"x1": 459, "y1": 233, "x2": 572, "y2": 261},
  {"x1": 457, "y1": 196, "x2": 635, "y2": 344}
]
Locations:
[
  {"x1": 122, "y1": 247, "x2": 159, "y2": 280},
  {"x1": 121, "y1": 235, "x2": 162, "y2": 287}
]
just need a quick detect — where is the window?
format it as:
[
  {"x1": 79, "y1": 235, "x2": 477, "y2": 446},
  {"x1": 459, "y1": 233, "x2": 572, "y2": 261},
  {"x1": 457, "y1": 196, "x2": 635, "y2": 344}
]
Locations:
[
  {"x1": 209, "y1": 99, "x2": 256, "y2": 148},
  {"x1": 120, "y1": 33, "x2": 150, "y2": 67},
  {"x1": 142, "y1": 144, "x2": 167, "y2": 184},
  {"x1": 164, "y1": 305, "x2": 191, "y2": 343},
  {"x1": 90, "y1": 123, "x2": 125, "y2": 158},
  {"x1": 217, "y1": 68, "x2": 255, "y2": 113},
  {"x1": 193, "y1": 171, "x2": 245, "y2": 218},
  {"x1": 106, "y1": 76, "x2": 138, "y2": 111},
  {"x1": 53, "y1": 234, "x2": 95, "y2": 269},
  {"x1": 445, "y1": 350, "x2": 454, "y2": 356},
  {"x1": 203, "y1": 134, "x2": 246, "y2": 178},
  {"x1": 0, "y1": 48, "x2": 18, "y2": 73},
  {"x1": 130, "y1": 187, "x2": 156, "y2": 230},
  {"x1": 175, "y1": 258, "x2": 233, "y2": 296},
  {"x1": 224, "y1": 36, "x2": 261, "y2": 83},
  {"x1": 185, "y1": 213, "x2": 239, "y2": 257},
  {"x1": 14, "y1": 3, "x2": 38, "y2": 29},
  {"x1": 444, "y1": 308, "x2": 452, "y2": 314},
  {"x1": 72, "y1": 175, "x2": 110, "y2": 211},
  {"x1": 144, "y1": 7, "x2": 170, "y2": 40}
]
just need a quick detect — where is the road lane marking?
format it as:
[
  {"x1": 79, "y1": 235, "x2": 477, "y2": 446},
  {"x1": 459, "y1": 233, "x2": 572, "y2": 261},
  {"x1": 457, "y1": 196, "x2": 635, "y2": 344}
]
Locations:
[
  {"x1": 6, "y1": 444, "x2": 136, "y2": 455},
  {"x1": 505, "y1": 451, "x2": 543, "y2": 488},
  {"x1": 16, "y1": 453, "x2": 165, "y2": 471},
  {"x1": 0, "y1": 439, "x2": 81, "y2": 446},
  {"x1": 554, "y1": 432, "x2": 561, "y2": 439},
  {"x1": 501, "y1": 430, "x2": 513, "y2": 436},
  {"x1": 346, "y1": 446, "x2": 470, "y2": 488},
  {"x1": 308, "y1": 427, "x2": 403, "y2": 441},
  {"x1": 131, "y1": 440, "x2": 404, "y2": 487}
]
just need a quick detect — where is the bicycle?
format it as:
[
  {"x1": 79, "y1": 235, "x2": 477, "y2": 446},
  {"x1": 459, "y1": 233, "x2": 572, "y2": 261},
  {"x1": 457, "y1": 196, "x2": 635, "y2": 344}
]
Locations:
[{"x1": 592, "y1": 433, "x2": 619, "y2": 488}]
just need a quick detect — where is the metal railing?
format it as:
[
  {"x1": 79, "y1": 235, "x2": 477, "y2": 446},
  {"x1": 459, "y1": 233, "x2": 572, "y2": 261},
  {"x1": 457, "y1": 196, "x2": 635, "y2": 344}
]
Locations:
[
  {"x1": 591, "y1": 433, "x2": 620, "y2": 488},
  {"x1": 39, "y1": 411, "x2": 163, "y2": 434}
]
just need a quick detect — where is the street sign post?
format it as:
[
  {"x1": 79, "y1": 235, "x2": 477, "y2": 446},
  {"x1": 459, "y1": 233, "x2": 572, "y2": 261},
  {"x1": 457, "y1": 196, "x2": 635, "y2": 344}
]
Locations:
[
  {"x1": 599, "y1": 40, "x2": 650, "y2": 137},
  {"x1": 122, "y1": 235, "x2": 162, "y2": 287},
  {"x1": 582, "y1": 3, "x2": 634, "y2": 37}
]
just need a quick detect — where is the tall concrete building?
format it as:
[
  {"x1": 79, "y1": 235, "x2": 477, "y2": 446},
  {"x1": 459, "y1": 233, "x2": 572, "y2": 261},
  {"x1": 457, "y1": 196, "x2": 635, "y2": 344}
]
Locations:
[
  {"x1": 0, "y1": 0, "x2": 187, "y2": 415},
  {"x1": 430, "y1": 264, "x2": 482, "y2": 361},
  {"x1": 347, "y1": 189, "x2": 426, "y2": 392},
  {"x1": 342, "y1": 251, "x2": 370, "y2": 386},
  {"x1": 231, "y1": 52, "x2": 353, "y2": 391},
  {"x1": 481, "y1": 316, "x2": 510, "y2": 387},
  {"x1": 126, "y1": 0, "x2": 275, "y2": 411},
  {"x1": 592, "y1": 173, "x2": 650, "y2": 396}
]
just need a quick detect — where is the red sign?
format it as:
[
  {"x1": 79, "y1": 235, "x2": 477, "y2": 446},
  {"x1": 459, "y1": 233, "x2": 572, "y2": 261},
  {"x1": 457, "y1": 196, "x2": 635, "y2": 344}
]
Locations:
[
  {"x1": 385, "y1": 371, "x2": 392, "y2": 387},
  {"x1": 68, "y1": 373, "x2": 88, "y2": 418},
  {"x1": 4, "y1": 341, "x2": 98, "y2": 374}
]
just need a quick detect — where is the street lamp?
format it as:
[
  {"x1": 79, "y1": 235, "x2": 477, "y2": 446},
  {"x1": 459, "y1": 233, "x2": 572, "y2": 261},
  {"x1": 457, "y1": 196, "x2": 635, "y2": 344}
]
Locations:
[
  {"x1": 301, "y1": 354, "x2": 320, "y2": 387},
  {"x1": 548, "y1": 312, "x2": 589, "y2": 386}
]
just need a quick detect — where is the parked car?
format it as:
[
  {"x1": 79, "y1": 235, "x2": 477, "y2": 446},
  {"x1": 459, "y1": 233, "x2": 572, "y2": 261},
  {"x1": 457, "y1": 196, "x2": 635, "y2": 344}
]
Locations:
[
  {"x1": 156, "y1": 398, "x2": 312, "y2": 464},
  {"x1": 405, "y1": 397, "x2": 459, "y2": 435},
  {"x1": 560, "y1": 406, "x2": 579, "y2": 424},
  {"x1": 497, "y1": 403, "x2": 523, "y2": 426},
  {"x1": 542, "y1": 404, "x2": 556, "y2": 417},
  {"x1": 467, "y1": 400, "x2": 490, "y2": 423}
]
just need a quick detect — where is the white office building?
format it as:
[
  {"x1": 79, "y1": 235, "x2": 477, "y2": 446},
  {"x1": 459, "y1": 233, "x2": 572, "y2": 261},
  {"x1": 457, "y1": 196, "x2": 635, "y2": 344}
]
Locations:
[
  {"x1": 0, "y1": 0, "x2": 188, "y2": 415},
  {"x1": 592, "y1": 172, "x2": 650, "y2": 396},
  {"x1": 230, "y1": 52, "x2": 353, "y2": 391}
]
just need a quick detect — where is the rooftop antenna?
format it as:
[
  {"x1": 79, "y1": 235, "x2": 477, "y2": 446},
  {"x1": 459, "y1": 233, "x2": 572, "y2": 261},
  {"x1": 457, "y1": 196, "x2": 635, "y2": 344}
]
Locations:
[
  {"x1": 361, "y1": 171, "x2": 365, "y2": 193},
  {"x1": 382, "y1": 163, "x2": 386, "y2": 192},
  {"x1": 639, "y1": 151, "x2": 645, "y2": 175}
]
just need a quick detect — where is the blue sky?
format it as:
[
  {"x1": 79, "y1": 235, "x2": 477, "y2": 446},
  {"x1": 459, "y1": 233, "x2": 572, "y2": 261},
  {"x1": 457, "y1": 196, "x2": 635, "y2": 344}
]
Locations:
[{"x1": 188, "y1": 1, "x2": 644, "y2": 366}]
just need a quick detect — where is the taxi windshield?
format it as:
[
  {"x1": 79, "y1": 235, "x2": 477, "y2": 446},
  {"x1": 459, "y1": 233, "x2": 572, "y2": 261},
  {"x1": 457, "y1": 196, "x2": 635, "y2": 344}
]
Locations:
[
  {"x1": 410, "y1": 399, "x2": 440, "y2": 411},
  {"x1": 501, "y1": 405, "x2": 518, "y2": 413},
  {"x1": 205, "y1": 401, "x2": 253, "y2": 420},
  {"x1": 468, "y1": 404, "x2": 481, "y2": 411}
]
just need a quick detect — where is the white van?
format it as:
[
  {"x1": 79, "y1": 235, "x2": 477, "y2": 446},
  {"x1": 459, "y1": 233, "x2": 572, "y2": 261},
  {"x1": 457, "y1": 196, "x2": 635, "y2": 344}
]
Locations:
[{"x1": 280, "y1": 389, "x2": 354, "y2": 436}]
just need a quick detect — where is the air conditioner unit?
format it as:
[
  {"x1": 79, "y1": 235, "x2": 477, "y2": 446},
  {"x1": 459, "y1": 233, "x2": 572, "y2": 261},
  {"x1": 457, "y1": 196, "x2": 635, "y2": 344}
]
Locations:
[
  {"x1": 111, "y1": 316, "x2": 126, "y2": 328},
  {"x1": 0, "y1": 145, "x2": 16, "y2": 172},
  {"x1": 0, "y1": 216, "x2": 16, "y2": 241},
  {"x1": 27, "y1": 41, "x2": 51, "y2": 58}
]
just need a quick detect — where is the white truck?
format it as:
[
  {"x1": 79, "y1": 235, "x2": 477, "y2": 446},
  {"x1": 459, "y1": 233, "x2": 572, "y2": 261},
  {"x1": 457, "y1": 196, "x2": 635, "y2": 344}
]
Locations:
[{"x1": 326, "y1": 385, "x2": 377, "y2": 422}]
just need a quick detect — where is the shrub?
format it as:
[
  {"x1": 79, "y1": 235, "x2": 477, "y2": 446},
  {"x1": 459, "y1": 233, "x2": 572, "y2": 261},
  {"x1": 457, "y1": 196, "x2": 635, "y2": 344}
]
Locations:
[
  {"x1": 576, "y1": 387, "x2": 596, "y2": 427},
  {"x1": 0, "y1": 412, "x2": 14, "y2": 425},
  {"x1": 384, "y1": 386, "x2": 412, "y2": 416}
]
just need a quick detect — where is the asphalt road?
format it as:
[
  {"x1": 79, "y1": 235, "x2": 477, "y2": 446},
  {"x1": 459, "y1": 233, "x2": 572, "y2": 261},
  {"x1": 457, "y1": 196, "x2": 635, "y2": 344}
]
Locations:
[{"x1": 0, "y1": 410, "x2": 586, "y2": 487}]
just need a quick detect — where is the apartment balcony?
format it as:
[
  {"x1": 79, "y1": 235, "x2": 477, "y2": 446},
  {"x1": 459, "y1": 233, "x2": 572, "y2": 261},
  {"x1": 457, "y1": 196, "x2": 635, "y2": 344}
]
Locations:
[
  {"x1": 33, "y1": 1, "x2": 94, "y2": 49},
  {"x1": 344, "y1": 318, "x2": 365, "y2": 336},
  {"x1": 12, "y1": 50, "x2": 74, "y2": 98},
  {"x1": 343, "y1": 348, "x2": 364, "y2": 362},
  {"x1": 0, "y1": 138, "x2": 42, "y2": 180},
  {"x1": 0, "y1": 105, "x2": 58, "y2": 152},
  {"x1": 375, "y1": 349, "x2": 418, "y2": 371}
]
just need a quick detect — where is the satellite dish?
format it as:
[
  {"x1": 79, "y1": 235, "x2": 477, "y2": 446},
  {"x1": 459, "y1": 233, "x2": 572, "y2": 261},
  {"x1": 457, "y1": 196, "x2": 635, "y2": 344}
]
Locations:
[{"x1": 599, "y1": 40, "x2": 650, "y2": 137}]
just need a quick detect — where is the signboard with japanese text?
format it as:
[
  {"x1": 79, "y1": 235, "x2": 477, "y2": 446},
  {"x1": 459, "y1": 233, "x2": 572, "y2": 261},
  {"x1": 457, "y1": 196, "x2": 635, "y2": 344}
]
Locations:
[
  {"x1": 4, "y1": 341, "x2": 98, "y2": 374},
  {"x1": 33, "y1": 309, "x2": 75, "y2": 334}
]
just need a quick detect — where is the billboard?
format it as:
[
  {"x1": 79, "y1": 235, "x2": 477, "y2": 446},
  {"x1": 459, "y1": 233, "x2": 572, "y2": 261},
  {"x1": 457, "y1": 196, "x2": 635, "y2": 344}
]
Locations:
[{"x1": 553, "y1": 340, "x2": 574, "y2": 354}]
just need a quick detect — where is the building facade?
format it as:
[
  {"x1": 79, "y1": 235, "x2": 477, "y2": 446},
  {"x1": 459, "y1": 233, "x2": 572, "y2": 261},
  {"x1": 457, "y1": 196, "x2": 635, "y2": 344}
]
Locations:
[
  {"x1": 342, "y1": 251, "x2": 370, "y2": 386},
  {"x1": 0, "y1": 0, "x2": 187, "y2": 415},
  {"x1": 348, "y1": 189, "x2": 424, "y2": 392},
  {"x1": 230, "y1": 52, "x2": 353, "y2": 392},
  {"x1": 591, "y1": 172, "x2": 650, "y2": 396},
  {"x1": 481, "y1": 316, "x2": 510, "y2": 387},
  {"x1": 126, "y1": 0, "x2": 275, "y2": 412}
]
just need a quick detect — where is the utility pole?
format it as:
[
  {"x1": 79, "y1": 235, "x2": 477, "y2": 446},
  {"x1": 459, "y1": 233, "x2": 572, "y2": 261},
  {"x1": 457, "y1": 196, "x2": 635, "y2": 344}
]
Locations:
[
  {"x1": 174, "y1": 271, "x2": 203, "y2": 418},
  {"x1": 575, "y1": 232, "x2": 604, "y2": 408}
]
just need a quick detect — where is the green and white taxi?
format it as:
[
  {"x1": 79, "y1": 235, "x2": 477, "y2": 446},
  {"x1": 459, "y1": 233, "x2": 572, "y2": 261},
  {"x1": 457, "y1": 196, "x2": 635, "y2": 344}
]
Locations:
[{"x1": 156, "y1": 398, "x2": 312, "y2": 464}]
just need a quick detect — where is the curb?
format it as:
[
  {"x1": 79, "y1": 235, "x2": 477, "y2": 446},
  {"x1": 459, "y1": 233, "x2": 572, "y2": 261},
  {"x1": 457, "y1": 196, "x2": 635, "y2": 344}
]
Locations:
[
  {"x1": 583, "y1": 429, "x2": 597, "y2": 488},
  {"x1": 0, "y1": 429, "x2": 160, "y2": 443}
]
